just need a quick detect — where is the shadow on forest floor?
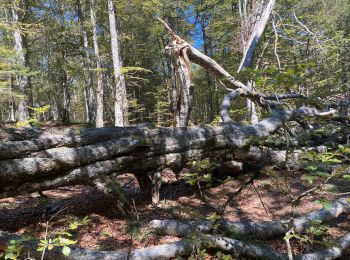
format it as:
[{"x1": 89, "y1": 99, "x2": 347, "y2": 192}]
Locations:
[{"x1": 0, "y1": 169, "x2": 349, "y2": 257}]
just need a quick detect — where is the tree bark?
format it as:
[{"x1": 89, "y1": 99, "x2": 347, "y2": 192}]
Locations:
[
  {"x1": 149, "y1": 198, "x2": 350, "y2": 238},
  {"x1": 162, "y1": 21, "x2": 194, "y2": 127},
  {"x1": 107, "y1": 0, "x2": 128, "y2": 127},
  {"x1": 90, "y1": 0, "x2": 104, "y2": 128},
  {"x1": 11, "y1": 0, "x2": 29, "y2": 123},
  {"x1": 0, "y1": 105, "x2": 335, "y2": 198},
  {"x1": 237, "y1": 0, "x2": 276, "y2": 71},
  {"x1": 238, "y1": 0, "x2": 276, "y2": 124},
  {"x1": 76, "y1": 0, "x2": 95, "y2": 125},
  {"x1": 1, "y1": 229, "x2": 349, "y2": 260}
]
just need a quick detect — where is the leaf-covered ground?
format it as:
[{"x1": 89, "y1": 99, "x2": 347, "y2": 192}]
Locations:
[{"x1": 1, "y1": 167, "x2": 349, "y2": 259}]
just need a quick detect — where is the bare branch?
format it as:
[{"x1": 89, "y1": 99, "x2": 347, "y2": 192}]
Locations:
[{"x1": 272, "y1": 15, "x2": 281, "y2": 71}]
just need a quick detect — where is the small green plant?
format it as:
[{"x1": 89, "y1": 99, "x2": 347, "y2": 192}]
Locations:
[
  {"x1": 181, "y1": 160, "x2": 217, "y2": 196},
  {"x1": 125, "y1": 220, "x2": 153, "y2": 243},
  {"x1": 4, "y1": 236, "x2": 31, "y2": 260},
  {"x1": 216, "y1": 251, "x2": 234, "y2": 260},
  {"x1": 284, "y1": 221, "x2": 333, "y2": 249},
  {"x1": 315, "y1": 199, "x2": 331, "y2": 209},
  {"x1": 37, "y1": 235, "x2": 76, "y2": 257},
  {"x1": 16, "y1": 105, "x2": 50, "y2": 127},
  {"x1": 37, "y1": 216, "x2": 90, "y2": 258},
  {"x1": 68, "y1": 216, "x2": 91, "y2": 230},
  {"x1": 188, "y1": 248, "x2": 209, "y2": 260}
]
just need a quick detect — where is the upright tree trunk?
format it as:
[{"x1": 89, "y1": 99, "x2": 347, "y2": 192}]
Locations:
[
  {"x1": 8, "y1": 77, "x2": 16, "y2": 122},
  {"x1": 76, "y1": 0, "x2": 95, "y2": 125},
  {"x1": 173, "y1": 48, "x2": 193, "y2": 127},
  {"x1": 238, "y1": 0, "x2": 276, "y2": 124},
  {"x1": 160, "y1": 37, "x2": 177, "y2": 122},
  {"x1": 57, "y1": 2, "x2": 71, "y2": 124},
  {"x1": 199, "y1": 14, "x2": 215, "y2": 122},
  {"x1": 90, "y1": 0, "x2": 104, "y2": 128},
  {"x1": 11, "y1": 0, "x2": 29, "y2": 123},
  {"x1": 61, "y1": 62, "x2": 70, "y2": 124},
  {"x1": 107, "y1": 0, "x2": 128, "y2": 126}
]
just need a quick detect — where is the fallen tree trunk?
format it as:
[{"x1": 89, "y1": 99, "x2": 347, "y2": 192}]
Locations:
[
  {"x1": 149, "y1": 197, "x2": 350, "y2": 238},
  {"x1": 0, "y1": 106, "x2": 335, "y2": 198},
  {"x1": 1, "y1": 229, "x2": 349, "y2": 260}
]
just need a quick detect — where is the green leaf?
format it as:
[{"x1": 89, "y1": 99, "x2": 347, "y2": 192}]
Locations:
[
  {"x1": 4, "y1": 252, "x2": 15, "y2": 260},
  {"x1": 206, "y1": 212, "x2": 221, "y2": 222},
  {"x1": 58, "y1": 231, "x2": 73, "y2": 237},
  {"x1": 58, "y1": 237, "x2": 77, "y2": 245},
  {"x1": 284, "y1": 233, "x2": 294, "y2": 240},
  {"x1": 306, "y1": 165, "x2": 318, "y2": 172},
  {"x1": 69, "y1": 223, "x2": 79, "y2": 230},
  {"x1": 62, "y1": 246, "x2": 71, "y2": 256},
  {"x1": 315, "y1": 199, "x2": 331, "y2": 209},
  {"x1": 306, "y1": 175, "x2": 314, "y2": 184}
]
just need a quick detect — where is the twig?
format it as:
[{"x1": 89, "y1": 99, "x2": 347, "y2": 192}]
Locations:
[
  {"x1": 252, "y1": 182, "x2": 269, "y2": 215},
  {"x1": 219, "y1": 171, "x2": 261, "y2": 217},
  {"x1": 284, "y1": 229, "x2": 294, "y2": 260},
  {"x1": 40, "y1": 207, "x2": 68, "y2": 260},
  {"x1": 292, "y1": 10, "x2": 324, "y2": 50},
  {"x1": 218, "y1": 80, "x2": 235, "y2": 92},
  {"x1": 291, "y1": 172, "x2": 334, "y2": 205},
  {"x1": 272, "y1": 15, "x2": 281, "y2": 71}
]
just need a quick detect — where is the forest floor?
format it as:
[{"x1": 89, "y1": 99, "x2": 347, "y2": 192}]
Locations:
[{"x1": 1, "y1": 167, "x2": 350, "y2": 259}]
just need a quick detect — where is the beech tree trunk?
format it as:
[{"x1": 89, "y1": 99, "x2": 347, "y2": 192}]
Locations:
[
  {"x1": 107, "y1": 0, "x2": 128, "y2": 127},
  {"x1": 90, "y1": 0, "x2": 104, "y2": 128},
  {"x1": 11, "y1": 0, "x2": 29, "y2": 123},
  {"x1": 76, "y1": 0, "x2": 95, "y2": 125},
  {"x1": 0, "y1": 103, "x2": 335, "y2": 199}
]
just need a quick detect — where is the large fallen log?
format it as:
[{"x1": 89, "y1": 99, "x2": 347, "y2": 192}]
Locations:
[
  {"x1": 1, "y1": 229, "x2": 349, "y2": 260},
  {"x1": 0, "y1": 106, "x2": 336, "y2": 199},
  {"x1": 149, "y1": 197, "x2": 350, "y2": 238}
]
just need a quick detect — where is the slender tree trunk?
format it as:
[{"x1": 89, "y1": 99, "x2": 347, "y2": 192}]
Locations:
[
  {"x1": 161, "y1": 37, "x2": 178, "y2": 120},
  {"x1": 23, "y1": 36, "x2": 34, "y2": 116},
  {"x1": 107, "y1": 0, "x2": 128, "y2": 126},
  {"x1": 61, "y1": 58, "x2": 70, "y2": 124},
  {"x1": 199, "y1": 14, "x2": 215, "y2": 122},
  {"x1": 11, "y1": 0, "x2": 29, "y2": 123},
  {"x1": 8, "y1": 77, "x2": 16, "y2": 122},
  {"x1": 76, "y1": 0, "x2": 95, "y2": 125},
  {"x1": 90, "y1": 0, "x2": 104, "y2": 128}
]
